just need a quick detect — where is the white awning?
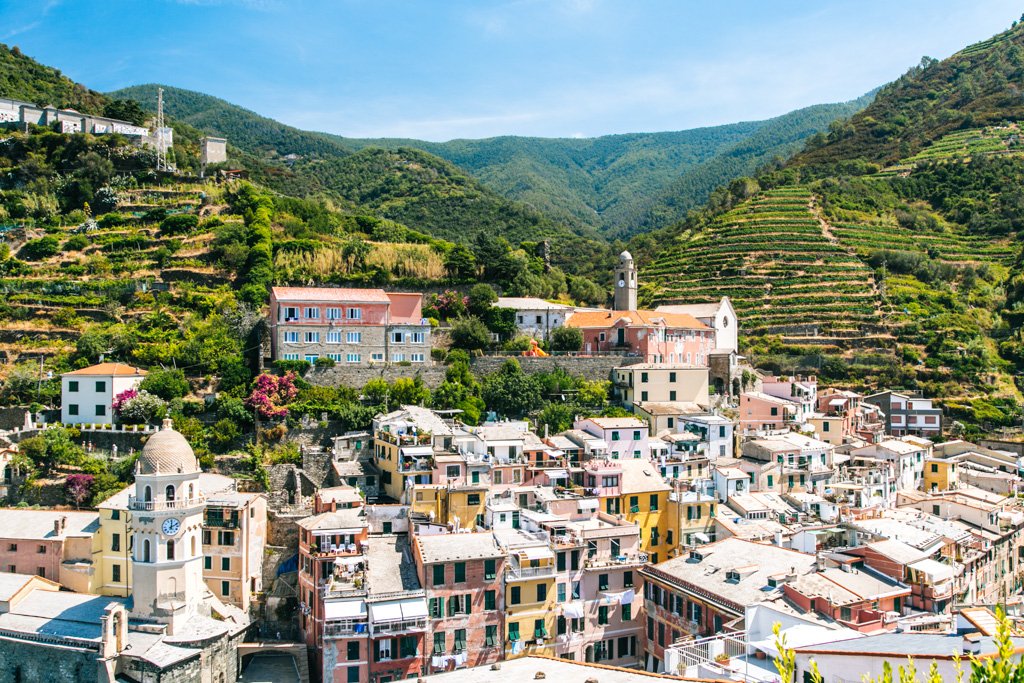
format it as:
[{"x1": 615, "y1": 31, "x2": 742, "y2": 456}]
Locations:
[
  {"x1": 587, "y1": 439, "x2": 609, "y2": 451},
  {"x1": 693, "y1": 532, "x2": 711, "y2": 543},
  {"x1": 828, "y1": 398, "x2": 848, "y2": 407},
  {"x1": 562, "y1": 601, "x2": 585, "y2": 618},
  {"x1": 546, "y1": 469, "x2": 569, "y2": 479},
  {"x1": 399, "y1": 599, "x2": 429, "y2": 619},
  {"x1": 399, "y1": 445, "x2": 434, "y2": 457},
  {"x1": 368, "y1": 602, "x2": 403, "y2": 622},
  {"x1": 324, "y1": 600, "x2": 366, "y2": 620},
  {"x1": 577, "y1": 499, "x2": 599, "y2": 511},
  {"x1": 909, "y1": 558, "x2": 954, "y2": 582},
  {"x1": 316, "y1": 528, "x2": 363, "y2": 536},
  {"x1": 546, "y1": 449, "x2": 566, "y2": 457},
  {"x1": 520, "y1": 546, "x2": 554, "y2": 561},
  {"x1": 334, "y1": 556, "x2": 363, "y2": 567}
]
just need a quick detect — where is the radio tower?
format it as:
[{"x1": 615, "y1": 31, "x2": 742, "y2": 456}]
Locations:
[{"x1": 155, "y1": 87, "x2": 167, "y2": 172}]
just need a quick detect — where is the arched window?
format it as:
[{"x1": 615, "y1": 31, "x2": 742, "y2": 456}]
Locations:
[
  {"x1": 191, "y1": 535, "x2": 197, "y2": 556},
  {"x1": 188, "y1": 484, "x2": 194, "y2": 500},
  {"x1": 142, "y1": 539, "x2": 151, "y2": 563},
  {"x1": 165, "y1": 485, "x2": 175, "y2": 501},
  {"x1": 166, "y1": 539, "x2": 175, "y2": 561},
  {"x1": 144, "y1": 486, "x2": 152, "y2": 502}
]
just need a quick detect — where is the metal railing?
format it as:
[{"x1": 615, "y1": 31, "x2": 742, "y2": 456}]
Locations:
[{"x1": 129, "y1": 494, "x2": 205, "y2": 511}]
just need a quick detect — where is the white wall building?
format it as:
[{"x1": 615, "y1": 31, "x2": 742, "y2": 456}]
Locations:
[
  {"x1": 656, "y1": 297, "x2": 738, "y2": 355},
  {"x1": 494, "y1": 297, "x2": 578, "y2": 341},
  {"x1": 61, "y1": 363, "x2": 147, "y2": 425}
]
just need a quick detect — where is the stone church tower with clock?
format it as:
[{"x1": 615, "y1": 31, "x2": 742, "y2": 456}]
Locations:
[
  {"x1": 613, "y1": 250, "x2": 637, "y2": 311},
  {"x1": 128, "y1": 418, "x2": 206, "y2": 635}
]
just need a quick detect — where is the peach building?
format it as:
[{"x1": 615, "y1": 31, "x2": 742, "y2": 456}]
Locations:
[
  {"x1": 0, "y1": 509, "x2": 101, "y2": 593},
  {"x1": 566, "y1": 310, "x2": 713, "y2": 364}
]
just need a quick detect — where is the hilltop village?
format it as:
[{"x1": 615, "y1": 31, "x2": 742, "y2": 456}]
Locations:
[
  {"x1": 0, "y1": 232, "x2": 1021, "y2": 683},
  {"x1": 1, "y1": 19, "x2": 1024, "y2": 683}
]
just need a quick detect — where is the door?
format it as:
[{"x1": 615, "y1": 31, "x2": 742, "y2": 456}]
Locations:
[{"x1": 616, "y1": 328, "x2": 626, "y2": 347}]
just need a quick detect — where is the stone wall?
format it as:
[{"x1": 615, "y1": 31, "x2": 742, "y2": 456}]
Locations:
[
  {"x1": 0, "y1": 636, "x2": 101, "y2": 682},
  {"x1": 471, "y1": 355, "x2": 646, "y2": 382},
  {"x1": 305, "y1": 363, "x2": 447, "y2": 389},
  {"x1": 0, "y1": 407, "x2": 30, "y2": 431}
]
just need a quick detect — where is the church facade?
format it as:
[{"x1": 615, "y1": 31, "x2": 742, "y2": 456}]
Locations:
[{"x1": 0, "y1": 420, "x2": 251, "y2": 683}]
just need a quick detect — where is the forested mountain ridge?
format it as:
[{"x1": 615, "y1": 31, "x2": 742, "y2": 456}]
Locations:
[{"x1": 635, "y1": 21, "x2": 1024, "y2": 433}]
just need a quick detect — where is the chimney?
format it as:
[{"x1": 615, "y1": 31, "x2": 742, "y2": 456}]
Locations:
[{"x1": 963, "y1": 633, "x2": 983, "y2": 655}]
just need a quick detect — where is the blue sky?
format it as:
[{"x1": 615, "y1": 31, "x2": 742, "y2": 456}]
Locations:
[{"x1": 1, "y1": 0, "x2": 1020, "y2": 141}]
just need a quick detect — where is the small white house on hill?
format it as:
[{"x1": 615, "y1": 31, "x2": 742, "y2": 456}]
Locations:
[{"x1": 61, "y1": 362, "x2": 147, "y2": 425}]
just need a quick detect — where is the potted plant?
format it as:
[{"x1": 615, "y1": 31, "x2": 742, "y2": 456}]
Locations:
[{"x1": 714, "y1": 653, "x2": 731, "y2": 665}]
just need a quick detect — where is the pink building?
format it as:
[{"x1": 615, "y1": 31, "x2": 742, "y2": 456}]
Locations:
[
  {"x1": 269, "y1": 287, "x2": 431, "y2": 366},
  {"x1": 574, "y1": 417, "x2": 650, "y2": 461},
  {"x1": 739, "y1": 391, "x2": 800, "y2": 435},
  {"x1": 566, "y1": 310, "x2": 713, "y2": 364}
]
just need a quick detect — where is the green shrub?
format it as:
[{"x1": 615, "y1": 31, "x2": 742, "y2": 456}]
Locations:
[
  {"x1": 63, "y1": 234, "x2": 89, "y2": 252},
  {"x1": 314, "y1": 356, "x2": 336, "y2": 369},
  {"x1": 274, "y1": 359, "x2": 311, "y2": 375},
  {"x1": 160, "y1": 214, "x2": 199, "y2": 235},
  {"x1": 19, "y1": 236, "x2": 59, "y2": 260}
]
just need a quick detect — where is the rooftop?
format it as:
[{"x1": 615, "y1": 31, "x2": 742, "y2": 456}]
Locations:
[
  {"x1": 565, "y1": 309, "x2": 708, "y2": 330},
  {"x1": 790, "y1": 567, "x2": 909, "y2": 606},
  {"x1": 795, "y1": 632, "x2": 1024, "y2": 658},
  {"x1": 365, "y1": 534, "x2": 421, "y2": 595},
  {"x1": 419, "y1": 655, "x2": 722, "y2": 682},
  {"x1": 582, "y1": 416, "x2": 648, "y2": 430},
  {"x1": 645, "y1": 538, "x2": 818, "y2": 608},
  {"x1": 416, "y1": 531, "x2": 504, "y2": 564},
  {"x1": 0, "y1": 509, "x2": 99, "y2": 540},
  {"x1": 63, "y1": 362, "x2": 146, "y2": 377},
  {"x1": 655, "y1": 301, "x2": 724, "y2": 319},
  {"x1": 271, "y1": 286, "x2": 391, "y2": 303},
  {"x1": 742, "y1": 391, "x2": 800, "y2": 407},
  {"x1": 635, "y1": 401, "x2": 708, "y2": 416},
  {"x1": 297, "y1": 508, "x2": 367, "y2": 532},
  {"x1": 494, "y1": 297, "x2": 576, "y2": 311},
  {"x1": 619, "y1": 458, "x2": 671, "y2": 494}
]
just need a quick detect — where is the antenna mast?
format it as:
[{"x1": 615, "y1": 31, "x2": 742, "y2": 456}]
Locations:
[{"x1": 155, "y1": 88, "x2": 167, "y2": 172}]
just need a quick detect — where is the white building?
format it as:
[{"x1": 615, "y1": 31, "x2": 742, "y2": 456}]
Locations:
[
  {"x1": 61, "y1": 363, "x2": 147, "y2": 425},
  {"x1": 678, "y1": 414, "x2": 735, "y2": 460},
  {"x1": 656, "y1": 297, "x2": 738, "y2": 355},
  {"x1": 494, "y1": 297, "x2": 578, "y2": 341}
]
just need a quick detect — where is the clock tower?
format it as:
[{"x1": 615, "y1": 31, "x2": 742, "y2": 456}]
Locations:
[
  {"x1": 129, "y1": 418, "x2": 205, "y2": 634},
  {"x1": 613, "y1": 250, "x2": 637, "y2": 311}
]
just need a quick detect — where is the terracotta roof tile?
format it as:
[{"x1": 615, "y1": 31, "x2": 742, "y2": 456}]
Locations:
[{"x1": 565, "y1": 309, "x2": 708, "y2": 330}]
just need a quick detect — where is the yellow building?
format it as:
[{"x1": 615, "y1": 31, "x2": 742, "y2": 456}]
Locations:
[
  {"x1": 669, "y1": 490, "x2": 717, "y2": 548},
  {"x1": 409, "y1": 483, "x2": 488, "y2": 530},
  {"x1": 96, "y1": 473, "x2": 268, "y2": 611},
  {"x1": 373, "y1": 406, "x2": 461, "y2": 501},
  {"x1": 924, "y1": 458, "x2": 958, "y2": 493},
  {"x1": 614, "y1": 459, "x2": 675, "y2": 564},
  {"x1": 496, "y1": 532, "x2": 557, "y2": 659}
]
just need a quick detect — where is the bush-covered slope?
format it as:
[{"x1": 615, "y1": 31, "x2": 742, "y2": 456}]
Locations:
[{"x1": 0, "y1": 43, "x2": 106, "y2": 114}]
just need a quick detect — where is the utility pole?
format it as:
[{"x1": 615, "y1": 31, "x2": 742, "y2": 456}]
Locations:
[{"x1": 155, "y1": 88, "x2": 168, "y2": 173}]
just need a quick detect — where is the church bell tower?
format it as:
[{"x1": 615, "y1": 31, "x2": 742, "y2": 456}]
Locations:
[{"x1": 614, "y1": 250, "x2": 637, "y2": 311}]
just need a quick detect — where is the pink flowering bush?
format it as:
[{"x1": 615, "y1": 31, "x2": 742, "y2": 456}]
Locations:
[
  {"x1": 112, "y1": 388, "x2": 138, "y2": 412},
  {"x1": 246, "y1": 372, "x2": 298, "y2": 419},
  {"x1": 433, "y1": 290, "x2": 468, "y2": 320}
]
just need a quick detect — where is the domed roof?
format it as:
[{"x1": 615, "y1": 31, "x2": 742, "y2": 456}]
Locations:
[
  {"x1": 138, "y1": 419, "x2": 200, "y2": 475},
  {"x1": 619, "y1": 250, "x2": 633, "y2": 261}
]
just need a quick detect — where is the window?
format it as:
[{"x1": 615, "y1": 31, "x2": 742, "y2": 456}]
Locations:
[
  {"x1": 623, "y1": 570, "x2": 633, "y2": 587},
  {"x1": 346, "y1": 353, "x2": 361, "y2": 363},
  {"x1": 37, "y1": 567, "x2": 44, "y2": 578},
  {"x1": 411, "y1": 353, "x2": 425, "y2": 362},
  {"x1": 347, "y1": 641, "x2": 359, "y2": 661},
  {"x1": 931, "y1": 463, "x2": 939, "y2": 473},
  {"x1": 429, "y1": 597, "x2": 443, "y2": 618},
  {"x1": 508, "y1": 622, "x2": 520, "y2": 642},
  {"x1": 203, "y1": 530, "x2": 212, "y2": 545},
  {"x1": 221, "y1": 580, "x2": 230, "y2": 596},
  {"x1": 534, "y1": 618, "x2": 548, "y2": 639},
  {"x1": 391, "y1": 353, "x2": 405, "y2": 362},
  {"x1": 218, "y1": 531, "x2": 235, "y2": 546},
  {"x1": 327, "y1": 307, "x2": 342, "y2": 320},
  {"x1": 641, "y1": 372, "x2": 648, "y2": 383},
  {"x1": 283, "y1": 306, "x2": 299, "y2": 321},
  {"x1": 96, "y1": 405, "x2": 106, "y2": 416},
  {"x1": 598, "y1": 606, "x2": 609, "y2": 625},
  {"x1": 557, "y1": 583, "x2": 566, "y2": 602},
  {"x1": 111, "y1": 533, "x2": 120, "y2": 552},
  {"x1": 510, "y1": 586, "x2": 521, "y2": 605},
  {"x1": 770, "y1": 407, "x2": 778, "y2": 416},
  {"x1": 371, "y1": 353, "x2": 384, "y2": 362},
  {"x1": 622, "y1": 603, "x2": 632, "y2": 621},
  {"x1": 432, "y1": 564, "x2": 445, "y2": 586},
  {"x1": 767, "y1": 475, "x2": 774, "y2": 488},
  {"x1": 205, "y1": 556, "x2": 212, "y2": 570},
  {"x1": 412, "y1": 332, "x2": 425, "y2": 344},
  {"x1": 641, "y1": 391, "x2": 649, "y2": 401},
  {"x1": 454, "y1": 629, "x2": 467, "y2": 652},
  {"x1": 304, "y1": 307, "x2": 320, "y2": 319},
  {"x1": 221, "y1": 557, "x2": 230, "y2": 571},
  {"x1": 376, "y1": 640, "x2": 392, "y2": 661},
  {"x1": 485, "y1": 590, "x2": 496, "y2": 610},
  {"x1": 304, "y1": 355, "x2": 318, "y2": 364},
  {"x1": 611, "y1": 431, "x2": 620, "y2": 441},
  {"x1": 346, "y1": 331, "x2": 362, "y2": 344},
  {"x1": 669, "y1": 371, "x2": 677, "y2": 382},
  {"x1": 304, "y1": 331, "x2": 320, "y2": 343},
  {"x1": 326, "y1": 331, "x2": 342, "y2": 344},
  {"x1": 112, "y1": 564, "x2": 121, "y2": 582},
  {"x1": 669, "y1": 391, "x2": 677, "y2": 401},
  {"x1": 840, "y1": 606, "x2": 852, "y2": 622},
  {"x1": 537, "y1": 583, "x2": 547, "y2": 602},
  {"x1": 400, "y1": 636, "x2": 417, "y2": 658},
  {"x1": 433, "y1": 632, "x2": 445, "y2": 655},
  {"x1": 454, "y1": 562, "x2": 466, "y2": 583},
  {"x1": 611, "y1": 538, "x2": 620, "y2": 557},
  {"x1": 599, "y1": 574, "x2": 609, "y2": 590},
  {"x1": 328, "y1": 353, "x2": 343, "y2": 362},
  {"x1": 629, "y1": 496, "x2": 639, "y2": 513},
  {"x1": 446, "y1": 465, "x2": 461, "y2": 478},
  {"x1": 823, "y1": 422, "x2": 830, "y2": 432},
  {"x1": 485, "y1": 625, "x2": 498, "y2": 647},
  {"x1": 68, "y1": 404, "x2": 79, "y2": 416},
  {"x1": 391, "y1": 331, "x2": 404, "y2": 344},
  {"x1": 650, "y1": 527, "x2": 659, "y2": 546},
  {"x1": 484, "y1": 559, "x2": 497, "y2": 580},
  {"x1": 95, "y1": 381, "x2": 106, "y2": 392},
  {"x1": 650, "y1": 494, "x2": 659, "y2": 511},
  {"x1": 467, "y1": 493, "x2": 481, "y2": 506},
  {"x1": 283, "y1": 353, "x2": 299, "y2": 361},
  {"x1": 68, "y1": 380, "x2": 79, "y2": 392},
  {"x1": 5, "y1": 544, "x2": 14, "y2": 552}
]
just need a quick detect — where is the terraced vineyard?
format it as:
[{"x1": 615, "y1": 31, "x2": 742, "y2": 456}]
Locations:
[
  {"x1": 829, "y1": 220, "x2": 1016, "y2": 264},
  {"x1": 644, "y1": 187, "x2": 884, "y2": 336},
  {"x1": 877, "y1": 124, "x2": 1024, "y2": 177}
]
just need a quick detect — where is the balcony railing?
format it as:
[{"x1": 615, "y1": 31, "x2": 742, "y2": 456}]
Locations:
[
  {"x1": 129, "y1": 495, "x2": 205, "y2": 511},
  {"x1": 377, "y1": 431, "x2": 432, "y2": 446},
  {"x1": 371, "y1": 617, "x2": 427, "y2": 636},
  {"x1": 506, "y1": 563, "x2": 555, "y2": 581},
  {"x1": 323, "y1": 620, "x2": 367, "y2": 638}
]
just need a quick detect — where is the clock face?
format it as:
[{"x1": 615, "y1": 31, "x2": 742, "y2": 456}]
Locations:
[
  {"x1": 162, "y1": 517, "x2": 181, "y2": 536},
  {"x1": 618, "y1": 279, "x2": 625, "y2": 288}
]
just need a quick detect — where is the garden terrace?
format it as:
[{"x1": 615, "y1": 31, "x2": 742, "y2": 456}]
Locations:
[
  {"x1": 646, "y1": 187, "x2": 885, "y2": 335},
  {"x1": 830, "y1": 221, "x2": 1015, "y2": 264}
]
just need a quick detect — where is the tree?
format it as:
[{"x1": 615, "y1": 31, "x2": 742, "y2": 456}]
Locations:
[
  {"x1": 482, "y1": 359, "x2": 542, "y2": 418},
  {"x1": 64, "y1": 474, "x2": 94, "y2": 509},
  {"x1": 538, "y1": 403, "x2": 574, "y2": 434},
  {"x1": 19, "y1": 236, "x2": 59, "y2": 260},
  {"x1": 484, "y1": 307, "x2": 518, "y2": 341},
  {"x1": 114, "y1": 389, "x2": 167, "y2": 425},
  {"x1": 103, "y1": 99, "x2": 148, "y2": 126},
  {"x1": 246, "y1": 372, "x2": 298, "y2": 419},
  {"x1": 467, "y1": 283, "x2": 498, "y2": 317},
  {"x1": 160, "y1": 214, "x2": 199, "y2": 235},
  {"x1": 140, "y1": 368, "x2": 189, "y2": 401},
  {"x1": 449, "y1": 316, "x2": 491, "y2": 353},
  {"x1": 391, "y1": 376, "x2": 430, "y2": 407},
  {"x1": 363, "y1": 378, "x2": 391, "y2": 408},
  {"x1": 445, "y1": 244, "x2": 477, "y2": 281},
  {"x1": 550, "y1": 326, "x2": 583, "y2": 353},
  {"x1": 342, "y1": 237, "x2": 372, "y2": 271},
  {"x1": 19, "y1": 428, "x2": 84, "y2": 474}
]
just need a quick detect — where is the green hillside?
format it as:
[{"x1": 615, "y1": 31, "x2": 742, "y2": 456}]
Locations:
[
  {"x1": 639, "y1": 23, "x2": 1024, "y2": 430},
  {"x1": 0, "y1": 42, "x2": 106, "y2": 114}
]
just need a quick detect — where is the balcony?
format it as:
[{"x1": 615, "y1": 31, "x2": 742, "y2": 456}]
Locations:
[
  {"x1": 129, "y1": 494, "x2": 205, "y2": 511},
  {"x1": 506, "y1": 563, "x2": 555, "y2": 581},
  {"x1": 371, "y1": 617, "x2": 427, "y2": 636},
  {"x1": 323, "y1": 620, "x2": 367, "y2": 638},
  {"x1": 377, "y1": 431, "x2": 432, "y2": 446}
]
